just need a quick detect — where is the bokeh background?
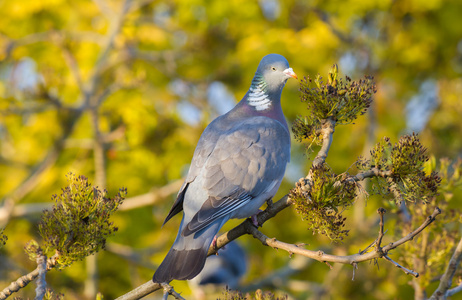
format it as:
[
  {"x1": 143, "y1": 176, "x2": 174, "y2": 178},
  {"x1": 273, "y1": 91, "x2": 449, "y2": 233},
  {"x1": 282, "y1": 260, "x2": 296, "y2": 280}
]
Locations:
[{"x1": 0, "y1": 0, "x2": 461, "y2": 299}]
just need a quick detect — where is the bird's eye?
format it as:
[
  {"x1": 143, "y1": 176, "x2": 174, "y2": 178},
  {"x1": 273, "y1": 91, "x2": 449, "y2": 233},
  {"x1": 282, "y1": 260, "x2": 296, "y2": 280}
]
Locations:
[{"x1": 272, "y1": 67, "x2": 276, "y2": 71}]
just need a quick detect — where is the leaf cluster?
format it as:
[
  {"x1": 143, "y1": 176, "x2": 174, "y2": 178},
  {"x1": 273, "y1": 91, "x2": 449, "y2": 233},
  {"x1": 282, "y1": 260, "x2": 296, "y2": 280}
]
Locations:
[
  {"x1": 24, "y1": 239, "x2": 41, "y2": 261},
  {"x1": 292, "y1": 64, "x2": 376, "y2": 143},
  {"x1": 38, "y1": 173, "x2": 126, "y2": 269},
  {"x1": 290, "y1": 164, "x2": 357, "y2": 242},
  {"x1": 357, "y1": 134, "x2": 441, "y2": 203}
]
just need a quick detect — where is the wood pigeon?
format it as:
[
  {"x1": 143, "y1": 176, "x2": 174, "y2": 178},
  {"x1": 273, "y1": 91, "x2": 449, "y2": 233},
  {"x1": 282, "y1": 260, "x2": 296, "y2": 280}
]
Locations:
[{"x1": 153, "y1": 54, "x2": 297, "y2": 283}]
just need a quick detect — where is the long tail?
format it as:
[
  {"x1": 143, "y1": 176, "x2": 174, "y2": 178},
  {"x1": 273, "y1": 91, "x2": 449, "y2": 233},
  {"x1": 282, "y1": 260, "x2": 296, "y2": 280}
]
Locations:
[{"x1": 152, "y1": 217, "x2": 223, "y2": 283}]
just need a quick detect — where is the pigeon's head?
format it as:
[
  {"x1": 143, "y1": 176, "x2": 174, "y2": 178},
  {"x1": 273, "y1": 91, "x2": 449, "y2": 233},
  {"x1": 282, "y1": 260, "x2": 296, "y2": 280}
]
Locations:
[{"x1": 256, "y1": 54, "x2": 297, "y2": 92}]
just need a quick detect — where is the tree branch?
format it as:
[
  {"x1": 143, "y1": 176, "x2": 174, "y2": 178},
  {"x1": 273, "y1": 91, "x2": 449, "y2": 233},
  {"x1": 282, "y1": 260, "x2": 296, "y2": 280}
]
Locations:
[
  {"x1": 375, "y1": 208, "x2": 386, "y2": 251},
  {"x1": 192, "y1": 205, "x2": 440, "y2": 298},
  {"x1": 120, "y1": 180, "x2": 183, "y2": 211},
  {"x1": 447, "y1": 282, "x2": 462, "y2": 297},
  {"x1": 310, "y1": 117, "x2": 336, "y2": 171},
  {"x1": 0, "y1": 0, "x2": 133, "y2": 227},
  {"x1": 383, "y1": 255, "x2": 419, "y2": 277},
  {"x1": 118, "y1": 131, "x2": 443, "y2": 299},
  {"x1": 0, "y1": 255, "x2": 58, "y2": 300},
  {"x1": 381, "y1": 207, "x2": 441, "y2": 253},
  {"x1": 59, "y1": 38, "x2": 86, "y2": 95},
  {"x1": 244, "y1": 207, "x2": 439, "y2": 277},
  {"x1": 346, "y1": 168, "x2": 393, "y2": 182},
  {"x1": 115, "y1": 196, "x2": 292, "y2": 299},
  {"x1": 114, "y1": 281, "x2": 162, "y2": 300},
  {"x1": 1, "y1": 180, "x2": 183, "y2": 222},
  {"x1": 430, "y1": 236, "x2": 462, "y2": 299},
  {"x1": 161, "y1": 283, "x2": 185, "y2": 300},
  {"x1": 34, "y1": 252, "x2": 47, "y2": 300}
]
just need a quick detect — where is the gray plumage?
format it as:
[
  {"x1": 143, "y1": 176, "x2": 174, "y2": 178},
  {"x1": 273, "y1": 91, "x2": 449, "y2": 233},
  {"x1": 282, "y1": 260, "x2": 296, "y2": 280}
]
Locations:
[{"x1": 153, "y1": 54, "x2": 297, "y2": 283}]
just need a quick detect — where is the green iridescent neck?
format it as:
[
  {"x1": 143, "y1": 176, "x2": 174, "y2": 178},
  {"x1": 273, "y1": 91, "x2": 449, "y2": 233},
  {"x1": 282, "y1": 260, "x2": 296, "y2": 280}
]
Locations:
[{"x1": 250, "y1": 73, "x2": 268, "y2": 92}]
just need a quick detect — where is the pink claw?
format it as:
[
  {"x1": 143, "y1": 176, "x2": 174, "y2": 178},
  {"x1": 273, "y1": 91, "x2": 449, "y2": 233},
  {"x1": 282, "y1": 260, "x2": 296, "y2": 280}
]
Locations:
[
  {"x1": 251, "y1": 209, "x2": 263, "y2": 227},
  {"x1": 212, "y1": 235, "x2": 226, "y2": 255}
]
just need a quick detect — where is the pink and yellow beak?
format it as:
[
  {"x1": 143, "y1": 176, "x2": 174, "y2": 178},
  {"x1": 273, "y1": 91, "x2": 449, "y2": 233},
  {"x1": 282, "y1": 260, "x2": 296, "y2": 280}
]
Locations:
[{"x1": 283, "y1": 67, "x2": 298, "y2": 80}]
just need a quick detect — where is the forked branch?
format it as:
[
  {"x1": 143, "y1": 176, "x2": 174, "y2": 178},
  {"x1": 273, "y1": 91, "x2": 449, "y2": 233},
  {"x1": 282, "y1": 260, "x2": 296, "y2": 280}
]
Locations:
[
  {"x1": 430, "y1": 237, "x2": 462, "y2": 299},
  {"x1": 246, "y1": 207, "x2": 440, "y2": 278},
  {"x1": 0, "y1": 254, "x2": 58, "y2": 300}
]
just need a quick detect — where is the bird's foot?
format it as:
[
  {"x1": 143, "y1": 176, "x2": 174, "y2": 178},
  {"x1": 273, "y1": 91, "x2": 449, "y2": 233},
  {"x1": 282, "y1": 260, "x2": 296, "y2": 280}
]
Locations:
[
  {"x1": 212, "y1": 235, "x2": 225, "y2": 254},
  {"x1": 266, "y1": 198, "x2": 274, "y2": 208},
  {"x1": 251, "y1": 209, "x2": 263, "y2": 227}
]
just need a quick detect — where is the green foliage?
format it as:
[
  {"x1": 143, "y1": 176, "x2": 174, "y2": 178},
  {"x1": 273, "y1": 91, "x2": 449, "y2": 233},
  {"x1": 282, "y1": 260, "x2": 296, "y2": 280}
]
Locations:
[
  {"x1": 289, "y1": 64, "x2": 375, "y2": 242},
  {"x1": 292, "y1": 65, "x2": 376, "y2": 143},
  {"x1": 399, "y1": 158, "x2": 461, "y2": 290},
  {"x1": 0, "y1": 0, "x2": 461, "y2": 298},
  {"x1": 219, "y1": 288, "x2": 288, "y2": 300},
  {"x1": 438, "y1": 158, "x2": 462, "y2": 200},
  {"x1": 357, "y1": 134, "x2": 441, "y2": 203},
  {"x1": 290, "y1": 164, "x2": 356, "y2": 242},
  {"x1": 44, "y1": 289, "x2": 64, "y2": 300},
  {"x1": 13, "y1": 289, "x2": 64, "y2": 300},
  {"x1": 38, "y1": 173, "x2": 126, "y2": 269},
  {"x1": 24, "y1": 239, "x2": 41, "y2": 261}
]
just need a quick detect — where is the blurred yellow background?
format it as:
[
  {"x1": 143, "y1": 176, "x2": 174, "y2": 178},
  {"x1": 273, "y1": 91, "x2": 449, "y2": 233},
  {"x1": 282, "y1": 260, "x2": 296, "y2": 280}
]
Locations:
[{"x1": 0, "y1": 0, "x2": 461, "y2": 299}]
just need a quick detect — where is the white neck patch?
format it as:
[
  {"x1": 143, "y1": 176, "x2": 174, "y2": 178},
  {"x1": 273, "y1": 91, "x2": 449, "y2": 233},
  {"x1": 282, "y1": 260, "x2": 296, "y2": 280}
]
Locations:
[{"x1": 247, "y1": 83, "x2": 271, "y2": 111}]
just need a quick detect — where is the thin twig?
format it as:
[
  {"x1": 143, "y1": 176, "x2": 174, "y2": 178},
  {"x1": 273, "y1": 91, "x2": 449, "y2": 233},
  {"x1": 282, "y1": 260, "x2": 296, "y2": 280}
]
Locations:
[
  {"x1": 375, "y1": 208, "x2": 386, "y2": 251},
  {"x1": 383, "y1": 255, "x2": 419, "y2": 277},
  {"x1": 382, "y1": 207, "x2": 441, "y2": 252},
  {"x1": 359, "y1": 240, "x2": 377, "y2": 255},
  {"x1": 447, "y1": 281, "x2": 462, "y2": 297},
  {"x1": 430, "y1": 237, "x2": 462, "y2": 299},
  {"x1": 161, "y1": 283, "x2": 185, "y2": 300},
  {"x1": 120, "y1": 180, "x2": 183, "y2": 211},
  {"x1": 84, "y1": 1, "x2": 133, "y2": 296},
  {"x1": 345, "y1": 168, "x2": 393, "y2": 182},
  {"x1": 4, "y1": 180, "x2": 182, "y2": 221},
  {"x1": 60, "y1": 41, "x2": 86, "y2": 94},
  {"x1": 352, "y1": 262, "x2": 358, "y2": 280},
  {"x1": 87, "y1": 0, "x2": 132, "y2": 92},
  {"x1": 0, "y1": 255, "x2": 58, "y2": 300}
]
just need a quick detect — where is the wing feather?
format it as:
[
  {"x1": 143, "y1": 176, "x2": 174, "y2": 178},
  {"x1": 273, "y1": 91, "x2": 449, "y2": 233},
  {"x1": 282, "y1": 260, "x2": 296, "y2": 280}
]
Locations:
[{"x1": 184, "y1": 116, "x2": 290, "y2": 235}]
